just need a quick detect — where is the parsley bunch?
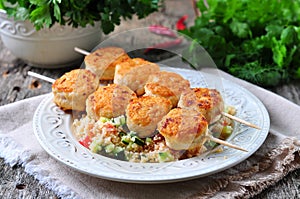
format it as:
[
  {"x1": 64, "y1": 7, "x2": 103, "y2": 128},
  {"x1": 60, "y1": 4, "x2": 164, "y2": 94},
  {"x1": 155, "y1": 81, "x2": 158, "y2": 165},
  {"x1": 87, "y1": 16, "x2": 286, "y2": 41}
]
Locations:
[
  {"x1": 182, "y1": 0, "x2": 300, "y2": 87},
  {"x1": 0, "y1": 0, "x2": 162, "y2": 34}
]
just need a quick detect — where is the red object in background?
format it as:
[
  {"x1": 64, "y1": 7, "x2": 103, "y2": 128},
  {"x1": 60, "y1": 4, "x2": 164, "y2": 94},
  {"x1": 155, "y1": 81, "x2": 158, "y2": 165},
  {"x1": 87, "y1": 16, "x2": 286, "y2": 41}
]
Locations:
[
  {"x1": 146, "y1": 14, "x2": 188, "y2": 53},
  {"x1": 176, "y1": 15, "x2": 188, "y2": 30},
  {"x1": 148, "y1": 25, "x2": 177, "y2": 38}
]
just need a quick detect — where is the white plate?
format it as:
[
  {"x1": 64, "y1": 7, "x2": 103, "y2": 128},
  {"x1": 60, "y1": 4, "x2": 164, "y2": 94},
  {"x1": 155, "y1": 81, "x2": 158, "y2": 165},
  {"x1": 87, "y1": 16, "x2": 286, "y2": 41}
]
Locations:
[{"x1": 33, "y1": 68, "x2": 270, "y2": 184}]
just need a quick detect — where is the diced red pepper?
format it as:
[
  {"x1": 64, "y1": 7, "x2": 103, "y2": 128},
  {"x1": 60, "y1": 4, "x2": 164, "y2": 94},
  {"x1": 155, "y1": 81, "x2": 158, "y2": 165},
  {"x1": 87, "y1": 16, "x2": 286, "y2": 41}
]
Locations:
[{"x1": 79, "y1": 136, "x2": 91, "y2": 149}]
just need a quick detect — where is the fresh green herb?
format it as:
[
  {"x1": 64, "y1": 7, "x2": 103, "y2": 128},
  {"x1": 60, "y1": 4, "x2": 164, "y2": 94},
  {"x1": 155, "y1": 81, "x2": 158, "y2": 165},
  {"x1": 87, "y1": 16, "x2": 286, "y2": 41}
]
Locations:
[
  {"x1": 182, "y1": 0, "x2": 300, "y2": 87},
  {"x1": 1, "y1": 0, "x2": 162, "y2": 34}
]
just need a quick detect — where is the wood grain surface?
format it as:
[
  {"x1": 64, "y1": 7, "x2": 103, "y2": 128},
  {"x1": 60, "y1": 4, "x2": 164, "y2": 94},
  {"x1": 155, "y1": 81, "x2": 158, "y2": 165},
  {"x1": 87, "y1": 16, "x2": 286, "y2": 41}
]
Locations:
[{"x1": 1, "y1": 1, "x2": 300, "y2": 198}]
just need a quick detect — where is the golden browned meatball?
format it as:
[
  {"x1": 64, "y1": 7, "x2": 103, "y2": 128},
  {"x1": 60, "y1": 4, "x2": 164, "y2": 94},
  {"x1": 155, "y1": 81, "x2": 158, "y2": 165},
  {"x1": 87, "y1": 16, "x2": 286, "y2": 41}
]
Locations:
[
  {"x1": 178, "y1": 88, "x2": 224, "y2": 124},
  {"x1": 52, "y1": 69, "x2": 99, "y2": 111},
  {"x1": 157, "y1": 108, "x2": 208, "y2": 156},
  {"x1": 114, "y1": 58, "x2": 160, "y2": 95},
  {"x1": 126, "y1": 96, "x2": 172, "y2": 138},
  {"x1": 144, "y1": 71, "x2": 190, "y2": 107},
  {"x1": 84, "y1": 47, "x2": 130, "y2": 80},
  {"x1": 86, "y1": 84, "x2": 136, "y2": 119},
  {"x1": 144, "y1": 82, "x2": 178, "y2": 108}
]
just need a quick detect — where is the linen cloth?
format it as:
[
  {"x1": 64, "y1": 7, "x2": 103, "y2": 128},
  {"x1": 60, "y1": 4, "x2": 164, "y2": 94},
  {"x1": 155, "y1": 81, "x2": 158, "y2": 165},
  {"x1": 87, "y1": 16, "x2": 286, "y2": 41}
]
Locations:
[{"x1": 1, "y1": 70, "x2": 300, "y2": 199}]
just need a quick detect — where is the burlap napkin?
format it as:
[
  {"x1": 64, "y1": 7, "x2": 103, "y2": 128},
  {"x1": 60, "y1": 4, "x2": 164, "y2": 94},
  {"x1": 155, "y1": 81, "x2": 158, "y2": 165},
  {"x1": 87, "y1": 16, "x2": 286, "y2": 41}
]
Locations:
[{"x1": 0, "y1": 71, "x2": 300, "y2": 199}]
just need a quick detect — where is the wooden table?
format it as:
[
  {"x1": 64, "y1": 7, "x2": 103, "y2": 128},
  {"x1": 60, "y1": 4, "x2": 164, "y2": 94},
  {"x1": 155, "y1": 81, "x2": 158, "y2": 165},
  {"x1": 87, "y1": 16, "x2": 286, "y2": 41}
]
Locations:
[{"x1": 1, "y1": 1, "x2": 300, "y2": 198}]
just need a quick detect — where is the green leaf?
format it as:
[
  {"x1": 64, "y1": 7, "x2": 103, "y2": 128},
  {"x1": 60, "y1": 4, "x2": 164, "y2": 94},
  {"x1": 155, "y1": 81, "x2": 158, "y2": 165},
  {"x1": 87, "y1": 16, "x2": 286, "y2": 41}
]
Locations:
[
  {"x1": 229, "y1": 62, "x2": 284, "y2": 87},
  {"x1": 29, "y1": 5, "x2": 52, "y2": 29},
  {"x1": 182, "y1": 0, "x2": 300, "y2": 86},
  {"x1": 15, "y1": 7, "x2": 29, "y2": 20},
  {"x1": 225, "y1": 54, "x2": 236, "y2": 67},
  {"x1": 296, "y1": 67, "x2": 300, "y2": 78},
  {"x1": 280, "y1": 26, "x2": 297, "y2": 45},
  {"x1": 53, "y1": 3, "x2": 61, "y2": 22},
  {"x1": 29, "y1": 0, "x2": 47, "y2": 6},
  {"x1": 229, "y1": 19, "x2": 251, "y2": 39},
  {"x1": 271, "y1": 37, "x2": 287, "y2": 68},
  {"x1": 0, "y1": 0, "x2": 162, "y2": 35},
  {"x1": 265, "y1": 24, "x2": 284, "y2": 38},
  {"x1": 101, "y1": 20, "x2": 115, "y2": 34}
]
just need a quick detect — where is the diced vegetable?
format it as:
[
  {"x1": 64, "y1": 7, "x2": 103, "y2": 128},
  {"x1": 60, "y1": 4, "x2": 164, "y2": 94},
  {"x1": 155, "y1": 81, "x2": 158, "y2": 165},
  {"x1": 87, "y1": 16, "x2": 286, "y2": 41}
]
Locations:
[
  {"x1": 158, "y1": 151, "x2": 174, "y2": 162},
  {"x1": 113, "y1": 146, "x2": 124, "y2": 154},
  {"x1": 121, "y1": 136, "x2": 130, "y2": 145},
  {"x1": 220, "y1": 126, "x2": 233, "y2": 140},
  {"x1": 145, "y1": 137, "x2": 152, "y2": 145},
  {"x1": 91, "y1": 144, "x2": 102, "y2": 154},
  {"x1": 206, "y1": 140, "x2": 217, "y2": 148},
  {"x1": 105, "y1": 144, "x2": 115, "y2": 153},
  {"x1": 100, "y1": 117, "x2": 110, "y2": 123},
  {"x1": 79, "y1": 136, "x2": 91, "y2": 149},
  {"x1": 112, "y1": 115, "x2": 126, "y2": 127},
  {"x1": 132, "y1": 136, "x2": 145, "y2": 146}
]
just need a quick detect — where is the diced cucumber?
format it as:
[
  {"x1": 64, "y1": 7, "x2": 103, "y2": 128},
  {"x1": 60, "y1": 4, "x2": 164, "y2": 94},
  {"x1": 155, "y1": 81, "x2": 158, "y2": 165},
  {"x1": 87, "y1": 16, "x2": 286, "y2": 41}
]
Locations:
[
  {"x1": 158, "y1": 151, "x2": 174, "y2": 162},
  {"x1": 132, "y1": 136, "x2": 145, "y2": 146},
  {"x1": 113, "y1": 115, "x2": 126, "y2": 127},
  {"x1": 90, "y1": 144, "x2": 102, "y2": 154},
  {"x1": 105, "y1": 144, "x2": 115, "y2": 153},
  {"x1": 121, "y1": 136, "x2": 130, "y2": 145},
  {"x1": 145, "y1": 137, "x2": 152, "y2": 144},
  {"x1": 113, "y1": 146, "x2": 124, "y2": 154},
  {"x1": 119, "y1": 115, "x2": 126, "y2": 126},
  {"x1": 206, "y1": 140, "x2": 217, "y2": 148}
]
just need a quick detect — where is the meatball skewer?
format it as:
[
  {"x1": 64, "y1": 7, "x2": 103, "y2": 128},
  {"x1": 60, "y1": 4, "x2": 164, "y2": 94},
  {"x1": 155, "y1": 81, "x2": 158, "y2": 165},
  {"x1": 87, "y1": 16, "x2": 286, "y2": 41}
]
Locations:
[
  {"x1": 157, "y1": 108, "x2": 247, "y2": 157},
  {"x1": 28, "y1": 71, "x2": 248, "y2": 153},
  {"x1": 178, "y1": 87, "x2": 261, "y2": 129}
]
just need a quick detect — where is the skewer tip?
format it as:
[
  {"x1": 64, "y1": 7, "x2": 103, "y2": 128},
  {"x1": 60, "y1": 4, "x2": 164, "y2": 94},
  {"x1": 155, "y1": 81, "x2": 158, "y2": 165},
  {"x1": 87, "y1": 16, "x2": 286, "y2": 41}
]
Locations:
[
  {"x1": 74, "y1": 47, "x2": 91, "y2": 56},
  {"x1": 222, "y1": 112, "x2": 261, "y2": 130},
  {"x1": 27, "y1": 71, "x2": 56, "y2": 84}
]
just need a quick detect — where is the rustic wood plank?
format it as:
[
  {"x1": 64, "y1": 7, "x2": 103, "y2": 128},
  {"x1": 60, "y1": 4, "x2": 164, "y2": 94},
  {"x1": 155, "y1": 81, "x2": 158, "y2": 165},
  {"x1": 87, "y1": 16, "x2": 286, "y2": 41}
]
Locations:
[{"x1": 0, "y1": 158, "x2": 58, "y2": 199}]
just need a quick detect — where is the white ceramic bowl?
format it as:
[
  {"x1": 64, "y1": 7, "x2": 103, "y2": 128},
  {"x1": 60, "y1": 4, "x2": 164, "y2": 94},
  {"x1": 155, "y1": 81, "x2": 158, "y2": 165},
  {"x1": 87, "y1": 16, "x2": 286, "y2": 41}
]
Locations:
[{"x1": 0, "y1": 10, "x2": 102, "y2": 68}]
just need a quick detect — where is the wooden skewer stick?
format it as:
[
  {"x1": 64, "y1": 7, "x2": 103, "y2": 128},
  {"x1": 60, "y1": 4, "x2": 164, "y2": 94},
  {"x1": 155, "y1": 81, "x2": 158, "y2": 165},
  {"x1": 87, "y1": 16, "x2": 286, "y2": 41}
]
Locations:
[
  {"x1": 74, "y1": 47, "x2": 90, "y2": 56},
  {"x1": 27, "y1": 71, "x2": 55, "y2": 84},
  {"x1": 207, "y1": 134, "x2": 248, "y2": 152},
  {"x1": 222, "y1": 112, "x2": 261, "y2": 130}
]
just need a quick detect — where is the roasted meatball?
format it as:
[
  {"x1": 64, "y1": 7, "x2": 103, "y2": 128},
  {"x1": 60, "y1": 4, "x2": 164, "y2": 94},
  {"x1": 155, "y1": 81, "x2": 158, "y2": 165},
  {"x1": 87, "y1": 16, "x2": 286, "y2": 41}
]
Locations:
[
  {"x1": 144, "y1": 71, "x2": 190, "y2": 107},
  {"x1": 126, "y1": 96, "x2": 172, "y2": 138},
  {"x1": 84, "y1": 47, "x2": 130, "y2": 81},
  {"x1": 157, "y1": 108, "x2": 208, "y2": 156},
  {"x1": 114, "y1": 58, "x2": 160, "y2": 95},
  {"x1": 52, "y1": 69, "x2": 99, "y2": 111},
  {"x1": 178, "y1": 88, "x2": 224, "y2": 124},
  {"x1": 86, "y1": 84, "x2": 136, "y2": 119}
]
